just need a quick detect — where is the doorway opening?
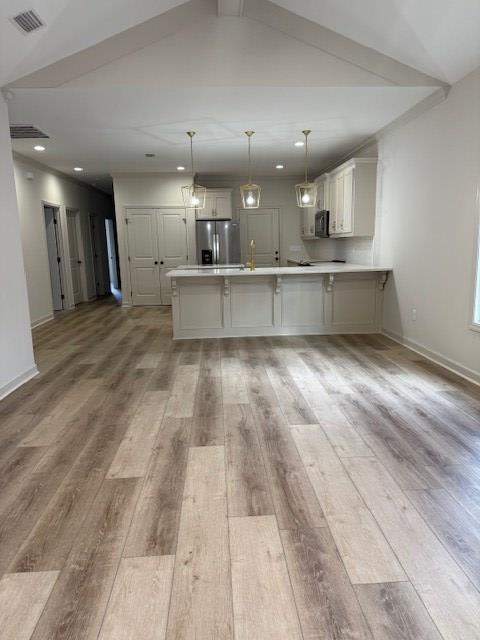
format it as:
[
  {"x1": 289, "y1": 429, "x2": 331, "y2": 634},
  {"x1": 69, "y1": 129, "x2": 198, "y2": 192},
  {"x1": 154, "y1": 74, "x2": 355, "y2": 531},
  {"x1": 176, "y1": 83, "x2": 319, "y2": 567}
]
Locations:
[
  {"x1": 43, "y1": 205, "x2": 65, "y2": 311},
  {"x1": 105, "y1": 218, "x2": 120, "y2": 297},
  {"x1": 66, "y1": 209, "x2": 84, "y2": 305}
]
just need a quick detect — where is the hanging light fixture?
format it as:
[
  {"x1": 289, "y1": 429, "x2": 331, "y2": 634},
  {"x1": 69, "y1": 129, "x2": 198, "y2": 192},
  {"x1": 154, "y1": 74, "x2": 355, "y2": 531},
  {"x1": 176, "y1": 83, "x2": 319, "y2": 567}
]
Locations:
[
  {"x1": 295, "y1": 129, "x2": 317, "y2": 208},
  {"x1": 240, "y1": 130, "x2": 261, "y2": 209},
  {"x1": 181, "y1": 131, "x2": 206, "y2": 209}
]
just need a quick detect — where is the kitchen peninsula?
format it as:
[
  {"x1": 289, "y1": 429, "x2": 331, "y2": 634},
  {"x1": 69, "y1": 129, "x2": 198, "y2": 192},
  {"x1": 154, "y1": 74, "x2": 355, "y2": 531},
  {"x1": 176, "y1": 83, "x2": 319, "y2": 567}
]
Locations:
[{"x1": 167, "y1": 263, "x2": 391, "y2": 339}]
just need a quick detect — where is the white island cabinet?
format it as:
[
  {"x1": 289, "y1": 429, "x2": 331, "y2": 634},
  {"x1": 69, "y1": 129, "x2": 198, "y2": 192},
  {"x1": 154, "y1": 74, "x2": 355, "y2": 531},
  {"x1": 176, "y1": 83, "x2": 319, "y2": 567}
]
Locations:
[{"x1": 167, "y1": 264, "x2": 391, "y2": 339}]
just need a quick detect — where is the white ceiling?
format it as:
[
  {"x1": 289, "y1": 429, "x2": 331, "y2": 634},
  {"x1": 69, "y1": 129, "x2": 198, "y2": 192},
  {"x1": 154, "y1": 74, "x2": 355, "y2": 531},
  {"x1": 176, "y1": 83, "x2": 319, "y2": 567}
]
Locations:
[
  {"x1": 10, "y1": 84, "x2": 434, "y2": 191},
  {"x1": 271, "y1": 0, "x2": 480, "y2": 84},
  {"x1": 0, "y1": 0, "x2": 188, "y2": 86},
  {"x1": 4, "y1": 0, "x2": 476, "y2": 192}
]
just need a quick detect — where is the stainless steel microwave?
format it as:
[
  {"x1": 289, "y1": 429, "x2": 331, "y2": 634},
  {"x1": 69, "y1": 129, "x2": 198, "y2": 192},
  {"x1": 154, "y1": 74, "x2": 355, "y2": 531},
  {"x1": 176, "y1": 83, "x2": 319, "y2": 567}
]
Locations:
[{"x1": 315, "y1": 210, "x2": 329, "y2": 238}]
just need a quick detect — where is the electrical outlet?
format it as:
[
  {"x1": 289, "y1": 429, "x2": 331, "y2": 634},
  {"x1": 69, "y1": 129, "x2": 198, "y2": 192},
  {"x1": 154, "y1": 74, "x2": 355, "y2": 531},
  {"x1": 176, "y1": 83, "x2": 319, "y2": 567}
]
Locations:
[{"x1": 411, "y1": 308, "x2": 417, "y2": 321}]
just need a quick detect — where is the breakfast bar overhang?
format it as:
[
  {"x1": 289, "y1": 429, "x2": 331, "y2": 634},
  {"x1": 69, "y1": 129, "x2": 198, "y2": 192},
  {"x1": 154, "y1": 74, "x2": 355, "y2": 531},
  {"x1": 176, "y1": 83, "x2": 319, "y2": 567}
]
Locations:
[{"x1": 167, "y1": 264, "x2": 392, "y2": 339}]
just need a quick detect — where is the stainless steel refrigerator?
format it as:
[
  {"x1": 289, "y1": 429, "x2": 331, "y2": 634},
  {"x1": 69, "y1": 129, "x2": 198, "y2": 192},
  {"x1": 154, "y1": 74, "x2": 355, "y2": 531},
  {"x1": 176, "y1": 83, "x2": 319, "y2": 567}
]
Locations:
[{"x1": 196, "y1": 220, "x2": 241, "y2": 265}]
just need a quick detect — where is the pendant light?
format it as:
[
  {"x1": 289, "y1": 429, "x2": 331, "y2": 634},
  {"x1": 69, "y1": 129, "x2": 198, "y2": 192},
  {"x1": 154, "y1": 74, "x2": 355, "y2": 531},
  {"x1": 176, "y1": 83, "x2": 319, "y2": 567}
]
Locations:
[
  {"x1": 240, "y1": 131, "x2": 261, "y2": 209},
  {"x1": 295, "y1": 129, "x2": 317, "y2": 208},
  {"x1": 181, "y1": 131, "x2": 206, "y2": 209}
]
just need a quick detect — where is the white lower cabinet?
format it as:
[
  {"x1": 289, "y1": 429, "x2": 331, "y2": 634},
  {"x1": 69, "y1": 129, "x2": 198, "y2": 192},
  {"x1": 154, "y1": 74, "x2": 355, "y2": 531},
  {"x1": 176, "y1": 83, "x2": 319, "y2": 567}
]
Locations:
[{"x1": 170, "y1": 271, "x2": 389, "y2": 339}]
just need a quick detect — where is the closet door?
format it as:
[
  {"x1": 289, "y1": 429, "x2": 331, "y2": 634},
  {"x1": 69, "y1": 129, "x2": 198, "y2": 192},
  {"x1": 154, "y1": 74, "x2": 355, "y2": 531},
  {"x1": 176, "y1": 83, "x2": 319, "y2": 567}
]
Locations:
[
  {"x1": 157, "y1": 210, "x2": 188, "y2": 305},
  {"x1": 126, "y1": 209, "x2": 161, "y2": 305}
]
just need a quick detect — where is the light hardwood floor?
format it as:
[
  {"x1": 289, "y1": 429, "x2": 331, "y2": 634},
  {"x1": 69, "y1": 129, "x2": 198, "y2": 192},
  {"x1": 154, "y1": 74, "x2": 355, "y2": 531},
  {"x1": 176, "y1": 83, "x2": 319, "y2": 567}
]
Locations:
[{"x1": 1, "y1": 298, "x2": 480, "y2": 639}]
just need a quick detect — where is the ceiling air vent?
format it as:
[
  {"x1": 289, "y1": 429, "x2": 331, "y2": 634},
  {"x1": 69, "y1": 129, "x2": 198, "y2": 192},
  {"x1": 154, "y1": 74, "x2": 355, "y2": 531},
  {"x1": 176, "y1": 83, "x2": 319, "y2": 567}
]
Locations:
[
  {"x1": 11, "y1": 9, "x2": 44, "y2": 34},
  {"x1": 10, "y1": 125, "x2": 49, "y2": 139}
]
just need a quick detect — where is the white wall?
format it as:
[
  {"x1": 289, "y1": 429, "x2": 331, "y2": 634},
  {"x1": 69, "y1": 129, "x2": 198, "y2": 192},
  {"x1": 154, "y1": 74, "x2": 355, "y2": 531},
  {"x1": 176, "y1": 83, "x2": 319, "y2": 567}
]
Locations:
[
  {"x1": 0, "y1": 96, "x2": 36, "y2": 398},
  {"x1": 374, "y1": 66, "x2": 480, "y2": 380},
  {"x1": 14, "y1": 155, "x2": 114, "y2": 326}
]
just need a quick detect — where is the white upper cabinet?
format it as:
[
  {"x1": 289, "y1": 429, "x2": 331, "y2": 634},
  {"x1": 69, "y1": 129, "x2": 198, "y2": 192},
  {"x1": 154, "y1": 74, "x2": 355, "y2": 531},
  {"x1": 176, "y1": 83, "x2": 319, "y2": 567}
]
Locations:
[
  {"x1": 324, "y1": 158, "x2": 377, "y2": 237},
  {"x1": 196, "y1": 188, "x2": 233, "y2": 219}
]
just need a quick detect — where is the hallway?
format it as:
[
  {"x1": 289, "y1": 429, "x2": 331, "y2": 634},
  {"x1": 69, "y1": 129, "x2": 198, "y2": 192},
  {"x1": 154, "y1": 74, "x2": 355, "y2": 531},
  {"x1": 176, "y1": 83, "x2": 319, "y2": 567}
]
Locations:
[{"x1": 0, "y1": 300, "x2": 479, "y2": 639}]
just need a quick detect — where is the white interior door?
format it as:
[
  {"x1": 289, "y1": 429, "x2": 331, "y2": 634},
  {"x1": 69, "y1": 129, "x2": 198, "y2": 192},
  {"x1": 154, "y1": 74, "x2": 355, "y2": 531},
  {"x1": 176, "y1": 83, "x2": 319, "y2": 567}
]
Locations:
[
  {"x1": 126, "y1": 209, "x2": 161, "y2": 305},
  {"x1": 240, "y1": 208, "x2": 280, "y2": 267},
  {"x1": 44, "y1": 206, "x2": 64, "y2": 311},
  {"x1": 157, "y1": 210, "x2": 188, "y2": 304},
  {"x1": 67, "y1": 211, "x2": 83, "y2": 304}
]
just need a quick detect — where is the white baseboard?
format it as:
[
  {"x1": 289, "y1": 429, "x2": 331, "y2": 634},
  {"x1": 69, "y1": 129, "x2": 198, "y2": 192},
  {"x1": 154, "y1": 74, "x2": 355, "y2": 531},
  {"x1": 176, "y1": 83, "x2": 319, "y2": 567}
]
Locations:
[
  {"x1": 0, "y1": 365, "x2": 39, "y2": 401},
  {"x1": 382, "y1": 328, "x2": 480, "y2": 386},
  {"x1": 31, "y1": 313, "x2": 54, "y2": 329}
]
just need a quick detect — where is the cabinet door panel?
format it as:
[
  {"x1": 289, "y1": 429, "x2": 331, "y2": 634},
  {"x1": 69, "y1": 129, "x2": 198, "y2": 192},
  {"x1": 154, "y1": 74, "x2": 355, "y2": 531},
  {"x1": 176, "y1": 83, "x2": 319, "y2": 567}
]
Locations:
[
  {"x1": 215, "y1": 195, "x2": 232, "y2": 220},
  {"x1": 328, "y1": 179, "x2": 337, "y2": 234},
  {"x1": 336, "y1": 175, "x2": 345, "y2": 233},
  {"x1": 343, "y1": 168, "x2": 354, "y2": 234},
  {"x1": 196, "y1": 195, "x2": 216, "y2": 219}
]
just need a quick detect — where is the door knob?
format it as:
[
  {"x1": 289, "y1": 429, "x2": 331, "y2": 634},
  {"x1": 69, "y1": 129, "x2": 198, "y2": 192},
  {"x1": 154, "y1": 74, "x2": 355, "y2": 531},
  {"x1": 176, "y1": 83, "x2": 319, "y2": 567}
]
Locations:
[
  {"x1": 154, "y1": 261, "x2": 158, "y2": 265},
  {"x1": 77, "y1": 260, "x2": 82, "y2": 264},
  {"x1": 160, "y1": 261, "x2": 164, "y2": 265}
]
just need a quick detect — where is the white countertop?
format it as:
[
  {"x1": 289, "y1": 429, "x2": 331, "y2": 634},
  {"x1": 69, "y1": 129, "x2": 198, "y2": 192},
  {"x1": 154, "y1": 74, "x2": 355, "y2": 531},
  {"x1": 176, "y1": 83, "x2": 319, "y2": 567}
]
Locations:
[{"x1": 167, "y1": 263, "x2": 392, "y2": 278}]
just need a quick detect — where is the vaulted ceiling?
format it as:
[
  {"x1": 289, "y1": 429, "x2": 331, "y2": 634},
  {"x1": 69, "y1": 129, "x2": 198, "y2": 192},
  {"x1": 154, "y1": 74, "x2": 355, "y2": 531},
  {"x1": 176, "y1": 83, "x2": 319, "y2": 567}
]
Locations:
[{"x1": 3, "y1": 0, "x2": 478, "y2": 192}]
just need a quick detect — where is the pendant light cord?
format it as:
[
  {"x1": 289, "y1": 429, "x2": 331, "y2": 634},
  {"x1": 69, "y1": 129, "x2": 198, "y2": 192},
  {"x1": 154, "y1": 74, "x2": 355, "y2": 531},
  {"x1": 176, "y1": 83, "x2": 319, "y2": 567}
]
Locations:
[
  {"x1": 248, "y1": 134, "x2": 252, "y2": 185},
  {"x1": 304, "y1": 131, "x2": 308, "y2": 184},
  {"x1": 187, "y1": 131, "x2": 195, "y2": 187}
]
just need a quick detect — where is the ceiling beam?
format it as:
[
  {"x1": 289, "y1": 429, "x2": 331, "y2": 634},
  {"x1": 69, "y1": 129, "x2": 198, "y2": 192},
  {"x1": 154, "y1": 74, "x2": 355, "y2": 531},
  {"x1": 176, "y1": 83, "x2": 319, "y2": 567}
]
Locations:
[
  {"x1": 244, "y1": 0, "x2": 449, "y2": 88},
  {"x1": 217, "y1": 0, "x2": 244, "y2": 16},
  {"x1": 7, "y1": 0, "x2": 216, "y2": 88}
]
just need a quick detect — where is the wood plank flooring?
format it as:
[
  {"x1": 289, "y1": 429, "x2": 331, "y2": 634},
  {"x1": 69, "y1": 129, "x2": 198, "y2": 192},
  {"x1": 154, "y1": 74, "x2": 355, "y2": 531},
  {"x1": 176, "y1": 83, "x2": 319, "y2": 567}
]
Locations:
[{"x1": 1, "y1": 298, "x2": 480, "y2": 639}]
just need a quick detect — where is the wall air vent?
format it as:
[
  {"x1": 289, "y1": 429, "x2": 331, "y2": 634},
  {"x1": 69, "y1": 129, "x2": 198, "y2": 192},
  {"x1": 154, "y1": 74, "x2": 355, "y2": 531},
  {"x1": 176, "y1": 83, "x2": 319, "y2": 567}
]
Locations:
[
  {"x1": 11, "y1": 9, "x2": 44, "y2": 34},
  {"x1": 10, "y1": 125, "x2": 49, "y2": 139}
]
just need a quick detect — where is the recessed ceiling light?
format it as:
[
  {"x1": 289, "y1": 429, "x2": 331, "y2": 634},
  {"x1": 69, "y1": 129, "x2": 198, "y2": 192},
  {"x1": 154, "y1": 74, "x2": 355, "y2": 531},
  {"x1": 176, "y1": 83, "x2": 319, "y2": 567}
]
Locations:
[
  {"x1": 177, "y1": 166, "x2": 185, "y2": 171},
  {"x1": 294, "y1": 141, "x2": 304, "y2": 147},
  {"x1": 145, "y1": 153, "x2": 155, "y2": 158},
  {"x1": 275, "y1": 164, "x2": 284, "y2": 170},
  {"x1": 73, "y1": 167, "x2": 83, "y2": 172},
  {"x1": 33, "y1": 145, "x2": 45, "y2": 152}
]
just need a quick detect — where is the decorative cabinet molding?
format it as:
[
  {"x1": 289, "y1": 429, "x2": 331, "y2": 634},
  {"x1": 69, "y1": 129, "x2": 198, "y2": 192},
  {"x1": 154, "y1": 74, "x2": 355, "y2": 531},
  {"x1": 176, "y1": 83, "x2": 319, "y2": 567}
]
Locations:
[{"x1": 195, "y1": 188, "x2": 233, "y2": 220}]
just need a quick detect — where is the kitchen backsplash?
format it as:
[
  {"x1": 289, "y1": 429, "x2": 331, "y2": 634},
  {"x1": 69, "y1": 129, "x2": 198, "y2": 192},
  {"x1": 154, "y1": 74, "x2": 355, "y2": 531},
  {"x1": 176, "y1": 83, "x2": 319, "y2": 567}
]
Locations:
[{"x1": 306, "y1": 237, "x2": 374, "y2": 265}]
